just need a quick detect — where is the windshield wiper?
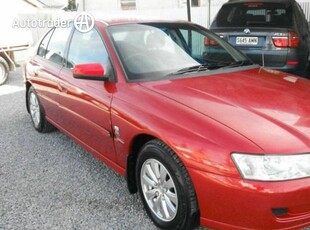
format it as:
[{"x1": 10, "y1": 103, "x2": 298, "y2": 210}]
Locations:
[
  {"x1": 167, "y1": 60, "x2": 253, "y2": 76},
  {"x1": 167, "y1": 63, "x2": 228, "y2": 76}
]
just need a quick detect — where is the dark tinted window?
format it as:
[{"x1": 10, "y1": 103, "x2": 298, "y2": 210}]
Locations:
[
  {"x1": 67, "y1": 29, "x2": 111, "y2": 72},
  {"x1": 37, "y1": 28, "x2": 54, "y2": 57},
  {"x1": 45, "y1": 27, "x2": 72, "y2": 65},
  {"x1": 191, "y1": 0, "x2": 199, "y2": 7},
  {"x1": 215, "y1": 2, "x2": 293, "y2": 27}
]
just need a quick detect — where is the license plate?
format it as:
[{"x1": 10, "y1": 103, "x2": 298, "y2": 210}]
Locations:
[{"x1": 236, "y1": 37, "x2": 258, "y2": 45}]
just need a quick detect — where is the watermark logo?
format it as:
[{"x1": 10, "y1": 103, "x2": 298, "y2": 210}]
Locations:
[
  {"x1": 74, "y1": 12, "x2": 94, "y2": 33},
  {"x1": 12, "y1": 12, "x2": 95, "y2": 33},
  {"x1": 12, "y1": 17, "x2": 71, "y2": 29}
]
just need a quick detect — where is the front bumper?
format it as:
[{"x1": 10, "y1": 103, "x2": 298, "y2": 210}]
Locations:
[{"x1": 188, "y1": 168, "x2": 310, "y2": 230}]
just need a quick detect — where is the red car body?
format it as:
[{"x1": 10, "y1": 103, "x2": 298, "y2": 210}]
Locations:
[{"x1": 25, "y1": 19, "x2": 310, "y2": 229}]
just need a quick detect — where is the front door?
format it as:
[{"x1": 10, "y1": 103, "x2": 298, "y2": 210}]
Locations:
[{"x1": 57, "y1": 28, "x2": 116, "y2": 161}]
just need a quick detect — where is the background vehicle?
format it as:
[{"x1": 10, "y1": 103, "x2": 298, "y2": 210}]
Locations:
[
  {"x1": 0, "y1": 2, "x2": 34, "y2": 86},
  {"x1": 210, "y1": 0, "x2": 310, "y2": 77},
  {"x1": 0, "y1": 39, "x2": 31, "y2": 86},
  {"x1": 24, "y1": 19, "x2": 310, "y2": 230}
]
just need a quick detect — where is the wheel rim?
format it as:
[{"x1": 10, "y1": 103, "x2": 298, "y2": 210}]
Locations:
[
  {"x1": 29, "y1": 92, "x2": 41, "y2": 127},
  {"x1": 0, "y1": 63, "x2": 6, "y2": 83},
  {"x1": 140, "y1": 159, "x2": 178, "y2": 222}
]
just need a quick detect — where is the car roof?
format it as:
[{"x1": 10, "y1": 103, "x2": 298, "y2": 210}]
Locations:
[
  {"x1": 226, "y1": 0, "x2": 295, "y2": 5},
  {"x1": 94, "y1": 17, "x2": 190, "y2": 26},
  {"x1": 59, "y1": 12, "x2": 192, "y2": 27}
]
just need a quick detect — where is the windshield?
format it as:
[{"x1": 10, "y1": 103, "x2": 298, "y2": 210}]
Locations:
[
  {"x1": 215, "y1": 2, "x2": 293, "y2": 28},
  {"x1": 108, "y1": 23, "x2": 250, "y2": 81}
]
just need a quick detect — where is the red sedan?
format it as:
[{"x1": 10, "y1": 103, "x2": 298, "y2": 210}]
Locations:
[{"x1": 24, "y1": 18, "x2": 310, "y2": 230}]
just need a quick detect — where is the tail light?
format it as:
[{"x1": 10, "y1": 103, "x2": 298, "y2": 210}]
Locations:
[
  {"x1": 286, "y1": 61, "x2": 299, "y2": 65},
  {"x1": 204, "y1": 37, "x2": 218, "y2": 46},
  {"x1": 272, "y1": 37, "x2": 288, "y2": 47},
  {"x1": 288, "y1": 32, "x2": 300, "y2": 47},
  {"x1": 272, "y1": 32, "x2": 300, "y2": 48}
]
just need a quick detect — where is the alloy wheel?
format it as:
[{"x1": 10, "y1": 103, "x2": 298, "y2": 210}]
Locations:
[
  {"x1": 140, "y1": 158, "x2": 178, "y2": 222},
  {"x1": 29, "y1": 92, "x2": 41, "y2": 128}
]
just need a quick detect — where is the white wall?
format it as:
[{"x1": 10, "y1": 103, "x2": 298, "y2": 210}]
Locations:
[
  {"x1": 81, "y1": 0, "x2": 119, "y2": 11},
  {"x1": 298, "y1": 1, "x2": 310, "y2": 21},
  {"x1": 75, "y1": 0, "x2": 232, "y2": 28},
  {"x1": 137, "y1": 0, "x2": 177, "y2": 10},
  {"x1": 77, "y1": 0, "x2": 213, "y2": 27},
  {"x1": 0, "y1": 0, "x2": 36, "y2": 47}
]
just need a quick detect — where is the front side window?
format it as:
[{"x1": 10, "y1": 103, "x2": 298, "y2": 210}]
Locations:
[
  {"x1": 108, "y1": 23, "x2": 250, "y2": 81},
  {"x1": 67, "y1": 28, "x2": 112, "y2": 76},
  {"x1": 215, "y1": 3, "x2": 293, "y2": 27},
  {"x1": 45, "y1": 27, "x2": 72, "y2": 65}
]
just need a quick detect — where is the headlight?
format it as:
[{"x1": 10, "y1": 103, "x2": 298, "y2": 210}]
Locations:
[{"x1": 231, "y1": 153, "x2": 310, "y2": 181}]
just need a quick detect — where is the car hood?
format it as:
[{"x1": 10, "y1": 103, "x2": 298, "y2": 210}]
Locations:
[{"x1": 140, "y1": 67, "x2": 310, "y2": 153}]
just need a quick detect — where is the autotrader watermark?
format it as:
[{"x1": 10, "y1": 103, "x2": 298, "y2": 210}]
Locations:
[
  {"x1": 74, "y1": 12, "x2": 95, "y2": 33},
  {"x1": 12, "y1": 17, "x2": 71, "y2": 29},
  {"x1": 12, "y1": 12, "x2": 95, "y2": 33}
]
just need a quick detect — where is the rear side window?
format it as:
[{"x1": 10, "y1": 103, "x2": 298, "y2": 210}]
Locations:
[
  {"x1": 44, "y1": 27, "x2": 72, "y2": 65},
  {"x1": 215, "y1": 2, "x2": 293, "y2": 27},
  {"x1": 37, "y1": 28, "x2": 54, "y2": 57}
]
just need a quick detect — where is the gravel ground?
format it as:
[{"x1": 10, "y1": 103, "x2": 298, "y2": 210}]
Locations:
[{"x1": 0, "y1": 68, "x2": 208, "y2": 230}]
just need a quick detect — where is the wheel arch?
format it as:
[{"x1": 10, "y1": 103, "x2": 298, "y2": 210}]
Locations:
[
  {"x1": 126, "y1": 134, "x2": 156, "y2": 194},
  {"x1": 132, "y1": 137, "x2": 201, "y2": 229},
  {"x1": 25, "y1": 81, "x2": 32, "y2": 113}
]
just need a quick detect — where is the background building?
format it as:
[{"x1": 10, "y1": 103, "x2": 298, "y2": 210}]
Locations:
[{"x1": 1, "y1": 0, "x2": 309, "y2": 46}]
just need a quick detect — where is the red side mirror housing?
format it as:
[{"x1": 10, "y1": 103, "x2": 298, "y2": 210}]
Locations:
[{"x1": 73, "y1": 63, "x2": 108, "y2": 81}]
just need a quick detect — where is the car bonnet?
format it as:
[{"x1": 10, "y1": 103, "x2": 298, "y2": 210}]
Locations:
[{"x1": 140, "y1": 67, "x2": 310, "y2": 154}]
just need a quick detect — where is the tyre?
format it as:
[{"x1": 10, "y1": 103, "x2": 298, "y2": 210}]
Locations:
[
  {"x1": 136, "y1": 139, "x2": 199, "y2": 230},
  {"x1": 305, "y1": 61, "x2": 310, "y2": 79},
  {"x1": 0, "y1": 56, "x2": 9, "y2": 85},
  {"x1": 27, "y1": 86, "x2": 55, "y2": 133}
]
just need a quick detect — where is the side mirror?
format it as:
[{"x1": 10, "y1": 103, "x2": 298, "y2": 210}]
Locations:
[{"x1": 73, "y1": 63, "x2": 108, "y2": 81}]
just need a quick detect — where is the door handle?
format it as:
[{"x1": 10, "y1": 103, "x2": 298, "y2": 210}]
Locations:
[
  {"x1": 33, "y1": 69, "x2": 38, "y2": 77},
  {"x1": 58, "y1": 83, "x2": 68, "y2": 93}
]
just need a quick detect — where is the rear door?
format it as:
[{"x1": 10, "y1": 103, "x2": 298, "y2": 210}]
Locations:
[
  {"x1": 28, "y1": 26, "x2": 72, "y2": 122},
  {"x1": 211, "y1": 2, "x2": 293, "y2": 67}
]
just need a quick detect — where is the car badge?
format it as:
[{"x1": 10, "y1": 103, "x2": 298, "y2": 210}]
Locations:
[
  {"x1": 113, "y1": 126, "x2": 120, "y2": 137},
  {"x1": 244, "y1": 28, "x2": 251, "y2": 34}
]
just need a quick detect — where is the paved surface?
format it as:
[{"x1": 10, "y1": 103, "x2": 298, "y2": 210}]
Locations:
[{"x1": 0, "y1": 68, "x2": 208, "y2": 230}]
